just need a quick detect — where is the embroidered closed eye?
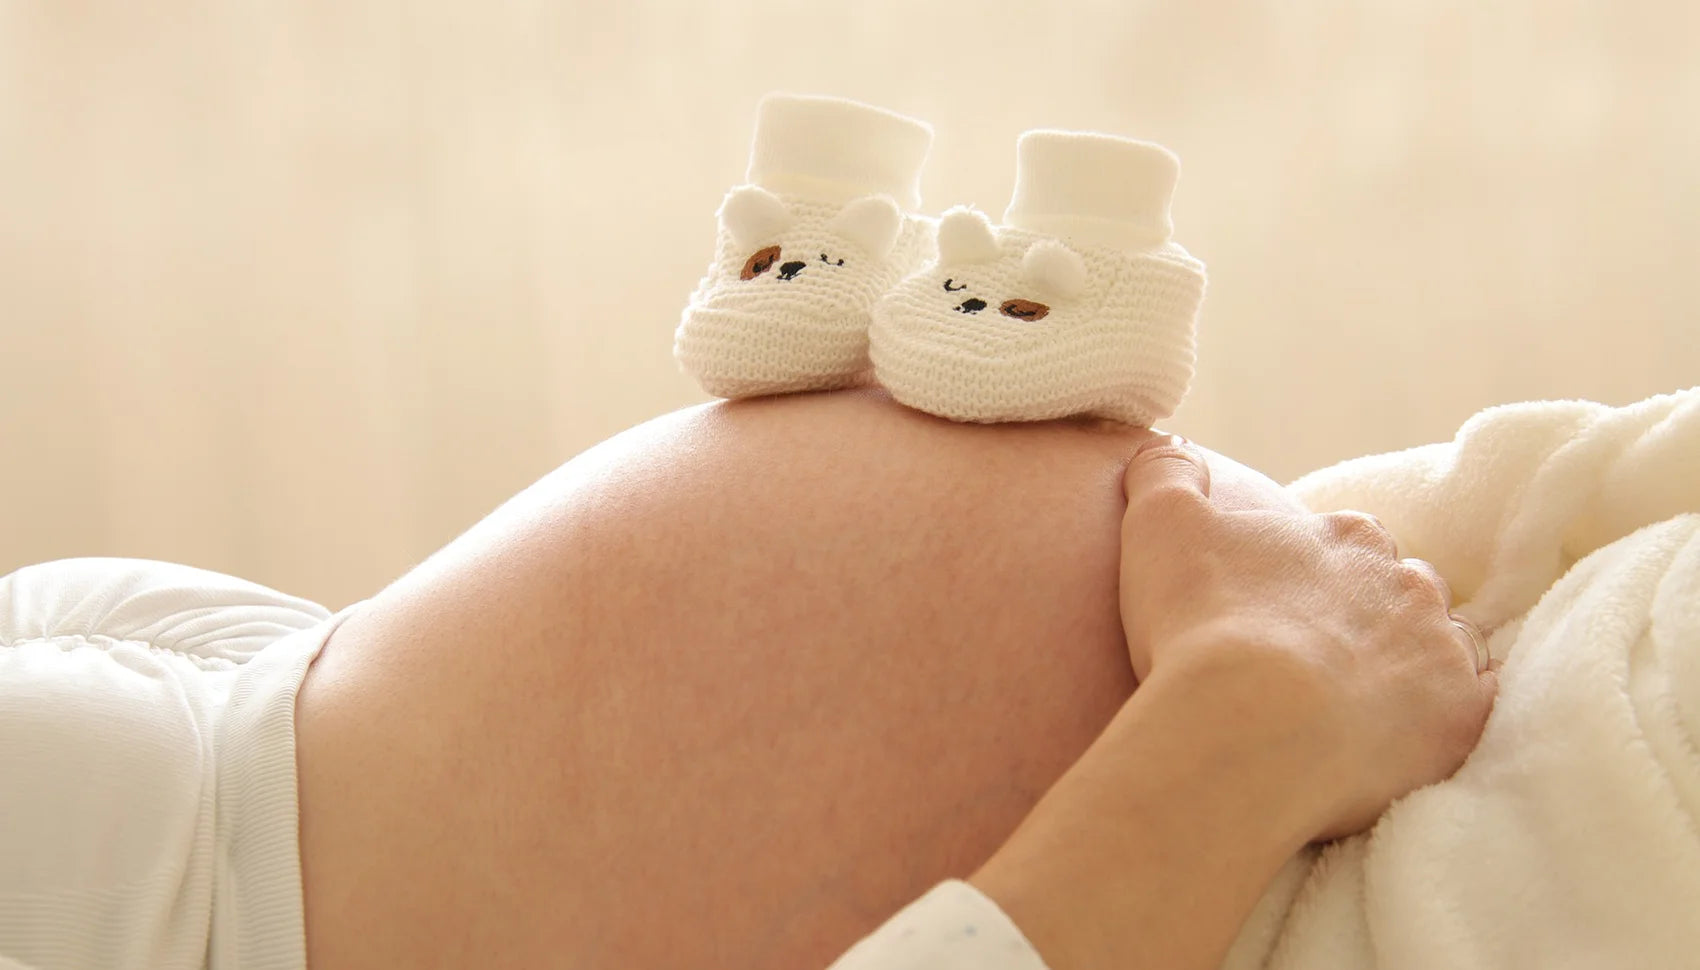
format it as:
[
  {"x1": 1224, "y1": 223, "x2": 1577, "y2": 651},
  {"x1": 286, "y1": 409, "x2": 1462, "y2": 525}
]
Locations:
[
  {"x1": 942, "y1": 278, "x2": 967, "y2": 292},
  {"x1": 819, "y1": 252, "x2": 845, "y2": 266}
]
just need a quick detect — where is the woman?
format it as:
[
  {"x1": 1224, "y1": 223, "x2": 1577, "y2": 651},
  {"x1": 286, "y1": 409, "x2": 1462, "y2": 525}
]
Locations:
[{"x1": 292, "y1": 387, "x2": 1497, "y2": 969}]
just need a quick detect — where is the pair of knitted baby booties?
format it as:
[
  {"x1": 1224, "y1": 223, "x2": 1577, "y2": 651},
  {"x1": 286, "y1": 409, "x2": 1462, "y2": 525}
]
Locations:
[{"x1": 673, "y1": 93, "x2": 1206, "y2": 427}]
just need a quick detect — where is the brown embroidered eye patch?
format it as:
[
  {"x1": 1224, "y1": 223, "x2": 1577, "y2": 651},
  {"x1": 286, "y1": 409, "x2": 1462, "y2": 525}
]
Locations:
[
  {"x1": 741, "y1": 246, "x2": 782, "y2": 280},
  {"x1": 999, "y1": 299, "x2": 1050, "y2": 321}
]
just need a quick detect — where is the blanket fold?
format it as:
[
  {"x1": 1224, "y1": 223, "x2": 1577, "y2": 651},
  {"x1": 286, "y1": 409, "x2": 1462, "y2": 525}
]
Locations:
[{"x1": 1221, "y1": 386, "x2": 1700, "y2": 969}]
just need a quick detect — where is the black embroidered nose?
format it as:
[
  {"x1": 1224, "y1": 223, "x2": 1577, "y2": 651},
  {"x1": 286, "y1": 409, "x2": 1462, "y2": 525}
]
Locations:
[
  {"x1": 955, "y1": 298, "x2": 987, "y2": 314},
  {"x1": 778, "y1": 261, "x2": 806, "y2": 280}
]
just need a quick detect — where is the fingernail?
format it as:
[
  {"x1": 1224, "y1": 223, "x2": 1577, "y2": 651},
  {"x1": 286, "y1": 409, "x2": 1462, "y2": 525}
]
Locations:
[{"x1": 1136, "y1": 434, "x2": 1189, "y2": 456}]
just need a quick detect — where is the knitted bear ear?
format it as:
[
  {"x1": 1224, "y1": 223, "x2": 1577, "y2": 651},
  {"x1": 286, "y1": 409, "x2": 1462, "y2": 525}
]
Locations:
[
  {"x1": 1020, "y1": 239, "x2": 1087, "y2": 299},
  {"x1": 936, "y1": 206, "x2": 1000, "y2": 264},
  {"x1": 719, "y1": 185, "x2": 793, "y2": 251},
  {"x1": 828, "y1": 194, "x2": 902, "y2": 259}
]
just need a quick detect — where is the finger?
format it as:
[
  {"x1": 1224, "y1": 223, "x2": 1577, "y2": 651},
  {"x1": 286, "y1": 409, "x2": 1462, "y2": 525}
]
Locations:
[
  {"x1": 1122, "y1": 435, "x2": 1213, "y2": 515},
  {"x1": 1324, "y1": 510, "x2": 1400, "y2": 560},
  {"x1": 1399, "y1": 557, "x2": 1452, "y2": 608},
  {"x1": 1479, "y1": 658, "x2": 1502, "y2": 714}
]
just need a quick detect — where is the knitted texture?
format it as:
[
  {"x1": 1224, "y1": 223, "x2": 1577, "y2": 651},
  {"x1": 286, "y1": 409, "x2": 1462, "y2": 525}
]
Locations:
[
  {"x1": 676, "y1": 192, "x2": 935, "y2": 397},
  {"x1": 676, "y1": 94, "x2": 936, "y2": 398},
  {"x1": 869, "y1": 131, "x2": 1207, "y2": 426},
  {"x1": 746, "y1": 93, "x2": 932, "y2": 211}
]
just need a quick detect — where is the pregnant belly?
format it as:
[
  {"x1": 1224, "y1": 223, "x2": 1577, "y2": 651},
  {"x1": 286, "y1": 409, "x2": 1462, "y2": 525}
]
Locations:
[{"x1": 295, "y1": 388, "x2": 1288, "y2": 969}]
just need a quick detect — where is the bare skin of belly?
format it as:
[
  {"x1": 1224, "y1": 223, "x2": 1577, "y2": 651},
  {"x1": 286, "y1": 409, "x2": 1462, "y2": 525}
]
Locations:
[{"x1": 294, "y1": 387, "x2": 1297, "y2": 969}]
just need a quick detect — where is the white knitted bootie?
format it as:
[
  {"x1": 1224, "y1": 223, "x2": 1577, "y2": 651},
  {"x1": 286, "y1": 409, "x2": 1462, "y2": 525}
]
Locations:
[
  {"x1": 869, "y1": 131, "x2": 1206, "y2": 426},
  {"x1": 675, "y1": 94, "x2": 936, "y2": 398}
]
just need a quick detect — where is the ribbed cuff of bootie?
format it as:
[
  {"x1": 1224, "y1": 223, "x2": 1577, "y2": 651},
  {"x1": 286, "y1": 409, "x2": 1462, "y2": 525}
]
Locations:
[{"x1": 745, "y1": 93, "x2": 933, "y2": 211}]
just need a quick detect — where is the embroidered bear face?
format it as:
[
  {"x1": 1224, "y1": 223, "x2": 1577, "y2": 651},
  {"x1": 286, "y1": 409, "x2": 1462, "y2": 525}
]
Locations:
[
  {"x1": 920, "y1": 206, "x2": 1090, "y2": 325},
  {"x1": 738, "y1": 247, "x2": 847, "y2": 281},
  {"x1": 869, "y1": 205, "x2": 1206, "y2": 425},
  {"x1": 713, "y1": 185, "x2": 909, "y2": 305}
]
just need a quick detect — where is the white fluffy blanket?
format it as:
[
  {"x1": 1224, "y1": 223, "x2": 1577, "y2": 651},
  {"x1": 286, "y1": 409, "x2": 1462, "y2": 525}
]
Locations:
[{"x1": 1220, "y1": 387, "x2": 1700, "y2": 970}]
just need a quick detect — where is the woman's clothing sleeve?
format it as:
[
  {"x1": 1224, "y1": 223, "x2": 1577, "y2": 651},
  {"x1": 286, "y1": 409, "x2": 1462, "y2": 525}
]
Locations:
[{"x1": 824, "y1": 880, "x2": 1053, "y2": 970}]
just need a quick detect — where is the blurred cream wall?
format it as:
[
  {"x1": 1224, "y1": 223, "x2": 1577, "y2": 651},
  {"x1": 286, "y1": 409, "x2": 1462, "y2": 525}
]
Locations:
[{"x1": 2, "y1": 0, "x2": 1696, "y2": 608}]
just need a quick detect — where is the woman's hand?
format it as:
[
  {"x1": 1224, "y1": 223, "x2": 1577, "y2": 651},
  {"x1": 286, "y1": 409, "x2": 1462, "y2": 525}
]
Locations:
[
  {"x1": 967, "y1": 436, "x2": 1502, "y2": 970},
  {"x1": 1119, "y1": 435, "x2": 1501, "y2": 842}
]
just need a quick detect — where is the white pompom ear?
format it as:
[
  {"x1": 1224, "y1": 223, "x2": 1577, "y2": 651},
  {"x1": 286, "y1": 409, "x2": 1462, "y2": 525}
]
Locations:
[
  {"x1": 1021, "y1": 239, "x2": 1088, "y2": 299},
  {"x1": 827, "y1": 194, "x2": 903, "y2": 259},
  {"x1": 936, "y1": 205, "x2": 1000, "y2": 264},
  {"x1": 718, "y1": 185, "x2": 793, "y2": 250}
]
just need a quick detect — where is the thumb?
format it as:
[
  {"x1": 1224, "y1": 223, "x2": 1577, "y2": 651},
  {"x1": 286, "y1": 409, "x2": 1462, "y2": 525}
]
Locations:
[{"x1": 1123, "y1": 435, "x2": 1213, "y2": 508}]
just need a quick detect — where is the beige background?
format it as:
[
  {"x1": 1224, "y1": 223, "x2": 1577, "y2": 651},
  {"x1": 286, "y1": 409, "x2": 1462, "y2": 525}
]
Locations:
[{"x1": 2, "y1": 0, "x2": 1695, "y2": 609}]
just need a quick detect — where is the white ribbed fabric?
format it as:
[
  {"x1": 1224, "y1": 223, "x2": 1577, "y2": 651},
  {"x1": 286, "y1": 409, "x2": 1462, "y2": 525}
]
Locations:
[
  {"x1": 870, "y1": 130, "x2": 1206, "y2": 426},
  {"x1": 825, "y1": 880, "x2": 1052, "y2": 970},
  {"x1": 1004, "y1": 131, "x2": 1180, "y2": 249},
  {"x1": 0, "y1": 557, "x2": 344, "y2": 970},
  {"x1": 675, "y1": 94, "x2": 937, "y2": 399},
  {"x1": 747, "y1": 94, "x2": 933, "y2": 211}
]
